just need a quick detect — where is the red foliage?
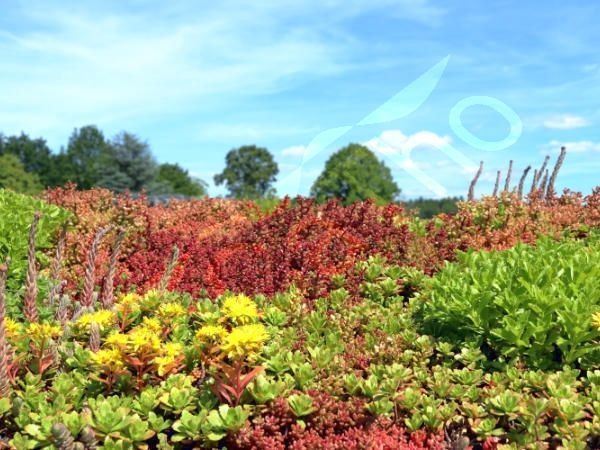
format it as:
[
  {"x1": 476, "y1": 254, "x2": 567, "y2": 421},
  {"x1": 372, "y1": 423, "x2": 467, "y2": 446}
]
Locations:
[
  {"x1": 45, "y1": 186, "x2": 600, "y2": 301},
  {"x1": 228, "y1": 391, "x2": 446, "y2": 450},
  {"x1": 123, "y1": 198, "x2": 412, "y2": 298}
]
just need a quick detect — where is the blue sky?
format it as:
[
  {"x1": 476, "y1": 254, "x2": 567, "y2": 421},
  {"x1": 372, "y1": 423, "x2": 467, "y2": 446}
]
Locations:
[{"x1": 1, "y1": 0, "x2": 599, "y2": 198}]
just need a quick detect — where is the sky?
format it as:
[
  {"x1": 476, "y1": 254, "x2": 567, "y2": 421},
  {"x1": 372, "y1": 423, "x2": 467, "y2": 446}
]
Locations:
[{"x1": 0, "y1": 0, "x2": 599, "y2": 199}]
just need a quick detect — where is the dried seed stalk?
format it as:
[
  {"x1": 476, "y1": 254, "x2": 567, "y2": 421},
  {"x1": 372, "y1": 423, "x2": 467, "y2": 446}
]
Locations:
[
  {"x1": 492, "y1": 171, "x2": 501, "y2": 197},
  {"x1": 530, "y1": 169, "x2": 538, "y2": 194},
  {"x1": 546, "y1": 146, "x2": 567, "y2": 199},
  {"x1": 503, "y1": 160, "x2": 513, "y2": 192},
  {"x1": 0, "y1": 260, "x2": 11, "y2": 397},
  {"x1": 48, "y1": 225, "x2": 67, "y2": 307},
  {"x1": 158, "y1": 245, "x2": 180, "y2": 292},
  {"x1": 101, "y1": 229, "x2": 125, "y2": 309},
  {"x1": 81, "y1": 226, "x2": 111, "y2": 308},
  {"x1": 467, "y1": 161, "x2": 484, "y2": 201},
  {"x1": 539, "y1": 169, "x2": 549, "y2": 193},
  {"x1": 517, "y1": 165, "x2": 531, "y2": 199},
  {"x1": 24, "y1": 212, "x2": 41, "y2": 322}
]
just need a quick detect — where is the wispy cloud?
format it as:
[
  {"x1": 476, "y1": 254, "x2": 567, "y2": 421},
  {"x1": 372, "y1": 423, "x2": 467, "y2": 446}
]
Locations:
[
  {"x1": 281, "y1": 145, "x2": 308, "y2": 157},
  {"x1": 543, "y1": 114, "x2": 590, "y2": 129},
  {"x1": 541, "y1": 139, "x2": 600, "y2": 154},
  {"x1": 0, "y1": 0, "x2": 443, "y2": 147}
]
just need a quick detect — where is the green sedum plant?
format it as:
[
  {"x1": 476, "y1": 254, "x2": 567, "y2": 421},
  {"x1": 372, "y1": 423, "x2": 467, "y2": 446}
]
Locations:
[{"x1": 414, "y1": 235, "x2": 600, "y2": 369}]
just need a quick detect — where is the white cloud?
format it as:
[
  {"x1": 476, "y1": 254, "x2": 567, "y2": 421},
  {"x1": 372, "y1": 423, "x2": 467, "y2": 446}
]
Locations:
[
  {"x1": 543, "y1": 115, "x2": 590, "y2": 129},
  {"x1": 0, "y1": 0, "x2": 443, "y2": 146},
  {"x1": 541, "y1": 139, "x2": 600, "y2": 154},
  {"x1": 281, "y1": 145, "x2": 308, "y2": 157},
  {"x1": 364, "y1": 129, "x2": 452, "y2": 156}
]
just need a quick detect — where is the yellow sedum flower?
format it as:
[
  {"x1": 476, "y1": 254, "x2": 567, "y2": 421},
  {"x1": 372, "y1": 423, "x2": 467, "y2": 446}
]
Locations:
[
  {"x1": 116, "y1": 292, "x2": 142, "y2": 313},
  {"x1": 105, "y1": 332, "x2": 129, "y2": 349},
  {"x1": 75, "y1": 310, "x2": 116, "y2": 331},
  {"x1": 157, "y1": 302, "x2": 186, "y2": 320},
  {"x1": 4, "y1": 318, "x2": 22, "y2": 339},
  {"x1": 221, "y1": 294, "x2": 259, "y2": 324},
  {"x1": 91, "y1": 348, "x2": 124, "y2": 371},
  {"x1": 592, "y1": 312, "x2": 600, "y2": 330},
  {"x1": 140, "y1": 317, "x2": 162, "y2": 334},
  {"x1": 221, "y1": 324, "x2": 268, "y2": 358},
  {"x1": 27, "y1": 322, "x2": 63, "y2": 341},
  {"x1": 127, "y1": 326, "x2": 162, "y2": 353},
  {"x1": 196, "y1": 324, "x2": 228, "y2": 343},
  {"x1": 154, "y1": 342, "x2": 184, "y2": 376}
]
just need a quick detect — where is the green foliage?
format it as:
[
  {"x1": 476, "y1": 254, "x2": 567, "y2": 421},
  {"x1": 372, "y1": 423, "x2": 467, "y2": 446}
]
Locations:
[
  {"x1": 0, "y1": 132, "x2": 60, "y2": 188},
  {"x1": 310, "y1": 143, "x2": 400, "y2": 205},
  {"x1": 63, "y1": 125, "x2": 113, "y2": 189},
  {"x1": 214, "y1": 145, "x2": 279, "y2": 199},
  {"x1": 154, "y1": 163, "x2": 207, "y2": 197},
  {"x1": 0, "y1": 154, "x2": 42, "y2": 194},
  {"x1": 104, "y1": 132, "x2": 158, "y2": 192},
  {"x1": 414, "y1": 236, "x2": 600, "y2": 369},
  {"x1": 0, "y1": 189, "x2": 69, "y2": 291},
  {"x1": 403, "y1": 196, "x2": 461, "y2": 218}
]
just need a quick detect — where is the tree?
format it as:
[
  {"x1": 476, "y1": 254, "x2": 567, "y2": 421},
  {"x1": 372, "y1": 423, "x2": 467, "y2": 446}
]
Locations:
[
  {"x1": 0, "y1": 132, "x2": 60, "y2": 187},
  {"x1": 0, "y1": 154, "x2": 43, "y2": 194},
  {"x1": 102, "y1": 132, "x2": 157, "y2": 192},
  {"x1": 154, "y1": 163, "x2": 207, "y2": 197},
  {"x1": 403, "y1": 196, "x2": 461, "y2": 218},
  {"x1": 310, "y1": 143, "x2": 400, "y2": 205},
  {"x1": 64, "y1": 125, "x2": 113, "y2": 189},
  {"x1": 214, "y1": 145, "x2": 279, "y2": 199}
]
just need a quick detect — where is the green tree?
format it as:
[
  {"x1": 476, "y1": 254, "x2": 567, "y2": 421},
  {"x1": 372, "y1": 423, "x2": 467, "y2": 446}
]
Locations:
[
  {"x1": 101, "y1": 132, "x2": 157, "y2": 192},
  {"x1": 403, "y1": 196, "x2": 461, "y2": 218},
  {"x1": 0, "y1": 132, "x2": 60, "y2": 187},
  {"x1": 154, "y1": 163, "x2": 207, "y2": 197},
  {"x1": 214, "y1": 145, "x2": 279, "y2": 199},
  {"x1": 64, "y1": 125, "x2": 112, "y2": 189},
  {"x1": 0, "y1": 154, "x2": 43, "y2": 194},
  {"x1": 310, "y1": 144, "x2": 400, "y2": 205}
]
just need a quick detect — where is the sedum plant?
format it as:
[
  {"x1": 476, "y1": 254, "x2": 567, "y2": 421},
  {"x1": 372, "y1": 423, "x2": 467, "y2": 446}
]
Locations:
[{"x1": 414, "y1": 235, "x2": 600, "y2": 369}]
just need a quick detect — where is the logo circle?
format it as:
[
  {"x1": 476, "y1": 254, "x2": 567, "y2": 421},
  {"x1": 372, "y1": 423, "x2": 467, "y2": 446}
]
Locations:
[{"x1": 449, "y1": 96, "x2": 522, "y2": 152}]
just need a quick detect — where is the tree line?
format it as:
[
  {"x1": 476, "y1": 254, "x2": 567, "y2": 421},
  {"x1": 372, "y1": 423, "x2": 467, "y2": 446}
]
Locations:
[
  {"x1": 0, "y1": 126, "x2": 206, "y2": 196},
  {"x1": 0, "y1": 126, "x2": 458, "y2": 217}
]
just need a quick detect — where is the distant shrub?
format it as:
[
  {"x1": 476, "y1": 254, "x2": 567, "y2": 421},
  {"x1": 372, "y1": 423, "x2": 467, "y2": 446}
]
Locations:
[
  {"x1": 414, "y1": 234, "x2": 600, "y2": 369},
  {"x1": 0, "y1": 189, "x2": 69, "y2": 291}
]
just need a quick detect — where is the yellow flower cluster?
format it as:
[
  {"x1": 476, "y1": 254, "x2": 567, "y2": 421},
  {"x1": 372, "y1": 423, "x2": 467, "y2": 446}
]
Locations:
[
  {"x1": 27, "y1": 322, "x2": 63, "y2": 341},
  {"x1": 222, "y1": 294, "x2": 259, "y2": 324},
  {"x1": 221, "y1": 324, "x2": 268, "y2": 358},
  {"x1": 4, "y1": 318, "x2": 22, "y2": 339},
  {"x1": 157, "y1": 302, "x2": 186, "y2": 320},
  {"x1": 115, "y1": 292, "x2": 143, "y2": 314},
  {"x1": 140, "y1": 317, "x2": 162, "y2": 334},
  {"x1": 196, "y1": 324, "x2": 228, "y2": 343},
  {"x1": 592, "y1": 312, "x2": 600, "y2": 330},
  {"x1": 75, "y1": 310, "x2": 116, "y2": 331},
  {"x1": 105, "y1": 321, "x2": 161, "y2": 355},
  {"x1": 154, "y1": 342, "x2": 184, "y2": 376},
  {"x1": 91, "y1": 348, "x2": 124, "y2": 371}
]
